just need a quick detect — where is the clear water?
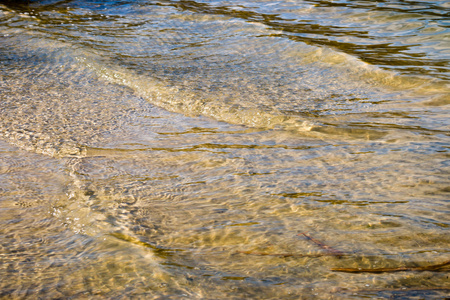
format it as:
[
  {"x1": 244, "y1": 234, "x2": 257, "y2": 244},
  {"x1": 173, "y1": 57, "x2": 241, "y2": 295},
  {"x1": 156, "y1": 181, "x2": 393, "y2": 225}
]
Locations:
[{"x1": 0, "y1": 0, "x2": 449, "y2": 298}]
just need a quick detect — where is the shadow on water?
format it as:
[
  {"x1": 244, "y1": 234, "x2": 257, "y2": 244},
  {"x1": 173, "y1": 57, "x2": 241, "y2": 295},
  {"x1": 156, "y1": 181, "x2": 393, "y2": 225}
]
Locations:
[
  {"x1": 0, "y1": 0, "x2": 74, "y2": 10},
  {"x1": 0, "y1": 0, "x2": 38, "y2": 8},
  {"x1": 0, "y1": 0, "x2": 31, "y2": 5}
]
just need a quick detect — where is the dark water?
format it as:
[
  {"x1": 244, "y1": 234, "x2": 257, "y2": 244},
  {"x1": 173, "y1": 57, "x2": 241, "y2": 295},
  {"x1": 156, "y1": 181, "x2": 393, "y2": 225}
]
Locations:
[{"x1": 0, "y1": 0, "x2": 449, "y2": 298}]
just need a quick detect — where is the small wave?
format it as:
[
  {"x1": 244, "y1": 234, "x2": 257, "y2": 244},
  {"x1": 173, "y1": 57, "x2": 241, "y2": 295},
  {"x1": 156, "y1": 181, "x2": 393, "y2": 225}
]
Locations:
[
  {"x1": 78, "y1": 57, "x2": 315, "y2": 133},
  {"x1": 284, "y1": 45, "x2": 450, "y2": 99},
  {"x1": 77, "y1": 56, "x2": 399, "y2": 141}
]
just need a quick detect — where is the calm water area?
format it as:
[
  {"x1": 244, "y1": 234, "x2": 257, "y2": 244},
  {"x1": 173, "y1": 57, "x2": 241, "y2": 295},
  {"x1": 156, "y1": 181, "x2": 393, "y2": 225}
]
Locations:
[{"x1": 0, "y1": 0, "x2": 449, "y2": 298}]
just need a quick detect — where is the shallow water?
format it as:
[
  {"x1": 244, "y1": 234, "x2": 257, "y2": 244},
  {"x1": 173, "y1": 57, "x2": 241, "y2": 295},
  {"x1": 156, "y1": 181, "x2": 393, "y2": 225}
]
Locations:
[{"x1": 0, "y1": 0, "x2": 449, "y2": 298}]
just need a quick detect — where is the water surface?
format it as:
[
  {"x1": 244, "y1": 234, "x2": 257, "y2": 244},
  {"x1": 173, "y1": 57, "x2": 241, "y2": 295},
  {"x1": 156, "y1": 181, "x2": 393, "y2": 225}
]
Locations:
[{"x1": 0, "y1": 0, "x2": 449, "y2": 298}]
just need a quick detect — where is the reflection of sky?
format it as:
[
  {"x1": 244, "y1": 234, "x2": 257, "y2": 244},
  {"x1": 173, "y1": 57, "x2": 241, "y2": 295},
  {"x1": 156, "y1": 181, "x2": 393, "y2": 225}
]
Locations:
[
  {"x1": 158, "y1": 0, "x2": 450, "y2": 78},
  {"x1": 3, "y1": 0, "x2": 448, "y2": 79}
]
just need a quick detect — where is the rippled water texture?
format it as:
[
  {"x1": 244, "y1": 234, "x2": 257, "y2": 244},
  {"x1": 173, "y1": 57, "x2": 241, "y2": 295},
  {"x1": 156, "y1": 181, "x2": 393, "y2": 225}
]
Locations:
[{"x1": 0, "y1": 0, "x2": 449, "y2": 298}]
